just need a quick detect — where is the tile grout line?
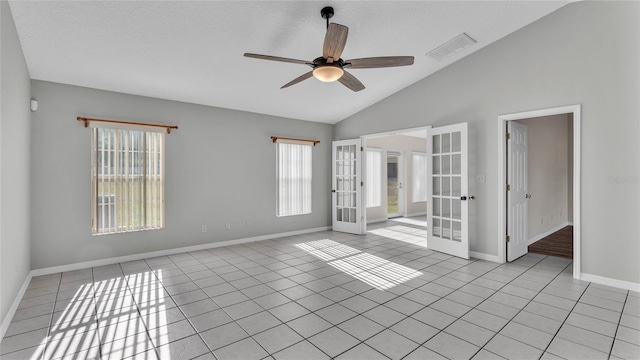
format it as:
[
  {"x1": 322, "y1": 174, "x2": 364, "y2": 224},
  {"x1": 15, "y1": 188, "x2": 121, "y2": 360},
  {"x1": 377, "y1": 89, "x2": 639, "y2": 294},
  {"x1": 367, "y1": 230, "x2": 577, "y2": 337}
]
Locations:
[
  {"x1": 90, "y1": 267, "x2": 104, "y2": 359},
  {"x1": 120, "y1": 261, "x2": 165, "y2": 360},
  {"x1": 607, "y1": 289, "x2": 629, "y2": 359},
  {"x1": 144, "y1": 256, "x2": 224, "y2": 360},
  {"x1": 400, "y1": 257, "x2": 549, "y2": 359},
  {"x1": 533, "y1": 264, "x2": 590, "y2": 359},
  {"x1": 18, "y1": 221, "x2": 632, "y2": 360},
  {"x1": 184, "y1": 247, "x2": 333, "y2": 359},
  {"x1": 302, "y1": 253, "x2": 468, "y2": 359},
  {"x1": 40, "y1": 272, "x2": 63, "y2": 360},
  {"x1": 153, "y1": 231, "x2": 442, "y2": 359},
  {"x1": 433, "y1": 255, "x2": 571, "y2": 360},
  {"x1": 174, "y1": 249, "x2": 319, "y2": 359}
]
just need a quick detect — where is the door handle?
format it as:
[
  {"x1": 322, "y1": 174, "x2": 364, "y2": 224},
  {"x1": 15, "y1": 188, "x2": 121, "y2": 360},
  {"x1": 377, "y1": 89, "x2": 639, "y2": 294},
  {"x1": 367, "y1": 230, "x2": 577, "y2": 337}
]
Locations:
[
  {"x1": 525, "y1": 194, "x2": 532, "y2": 199},
  {"x1": 332, "y1": 190, "x2": 336, "y2": 193},
  {"x1": 460, "y1": 196, "x2": 476, "y2": 201}
]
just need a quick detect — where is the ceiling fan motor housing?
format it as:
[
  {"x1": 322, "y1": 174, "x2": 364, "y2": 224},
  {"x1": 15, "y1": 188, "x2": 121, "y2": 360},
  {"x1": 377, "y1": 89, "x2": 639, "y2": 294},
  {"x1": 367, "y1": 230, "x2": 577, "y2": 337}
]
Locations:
[{"x1": 321, "y1": 7, "x2": 334, "y2": 20}]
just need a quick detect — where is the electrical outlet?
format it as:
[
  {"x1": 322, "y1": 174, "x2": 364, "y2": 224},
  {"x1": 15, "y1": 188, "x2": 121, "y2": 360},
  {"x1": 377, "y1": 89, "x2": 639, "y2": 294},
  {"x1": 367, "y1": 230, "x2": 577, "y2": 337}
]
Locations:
[
  {"x1": 476, "y1": 175, "x2": 486, "y2": 183},
  {"x1": 246, "y1": 220, "x2": 251, "y2": 228},
  {"x1": 201, "y1": 225, "x2": 207, "y2": 233},
  {"x1": 225, "y1": 223, "x2": 231, "y2": 230}
]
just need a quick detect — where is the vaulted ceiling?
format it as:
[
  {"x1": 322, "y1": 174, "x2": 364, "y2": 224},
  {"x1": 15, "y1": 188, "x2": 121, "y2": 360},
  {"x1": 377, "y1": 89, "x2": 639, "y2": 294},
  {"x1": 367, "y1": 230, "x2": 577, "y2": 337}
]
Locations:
[{"x1": 8, "y1": 1, "x2": 569, "y2": 124}]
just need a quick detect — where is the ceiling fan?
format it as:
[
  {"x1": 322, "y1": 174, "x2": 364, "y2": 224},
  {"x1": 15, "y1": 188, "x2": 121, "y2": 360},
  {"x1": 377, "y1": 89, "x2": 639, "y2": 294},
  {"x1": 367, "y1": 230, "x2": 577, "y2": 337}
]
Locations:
[{"x1": 244, "y1": 7, "x2": 414, "y2": 92}]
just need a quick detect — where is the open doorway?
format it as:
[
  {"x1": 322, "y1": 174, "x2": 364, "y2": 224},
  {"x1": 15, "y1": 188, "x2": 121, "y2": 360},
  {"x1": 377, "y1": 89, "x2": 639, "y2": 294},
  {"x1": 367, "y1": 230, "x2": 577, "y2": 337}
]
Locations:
[
  {"x1": 498, "y1": 105, "x2": 581, "y2": 278},
  {"x1": 358, "y1": 123, "x2": 472, "y2": 260},
  {"x1": 516, "y1": 115, "x2": 574, "y2": 259},
  {"x1": 362, "y1": 128, "x2": 429, "y2": 224}
]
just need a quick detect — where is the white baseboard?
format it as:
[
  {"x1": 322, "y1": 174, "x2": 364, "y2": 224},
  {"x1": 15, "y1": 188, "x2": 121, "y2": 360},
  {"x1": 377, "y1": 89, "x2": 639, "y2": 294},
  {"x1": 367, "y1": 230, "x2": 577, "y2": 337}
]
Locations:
[
  {"x1": 367, "y1": 218, "x2": 388, "y2": 224},
  {"x1": 470, "y1": 251, "x2": 502, "y2": 263},
  {"x1": 527, "y1": 221, "x2": 572, "y2": 246},
  {"x1": 580, "y1": 273, "x2": 640, "y2": 292},
  {"x1": 0, "y1": 272, "x2": 32, "y2": 342},
  {"x1": 405, "y1": 212, "x2": 427, "y2": 217},
  {"x1": 31, "y1": 226, "x2": 330, "y2": 277}
]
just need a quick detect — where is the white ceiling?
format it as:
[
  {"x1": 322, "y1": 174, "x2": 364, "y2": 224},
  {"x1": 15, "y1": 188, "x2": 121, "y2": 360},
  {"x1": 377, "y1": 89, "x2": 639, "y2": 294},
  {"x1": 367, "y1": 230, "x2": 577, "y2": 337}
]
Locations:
[{"x1": 8, "y1": 1, "x2": 569, "y2": 124}]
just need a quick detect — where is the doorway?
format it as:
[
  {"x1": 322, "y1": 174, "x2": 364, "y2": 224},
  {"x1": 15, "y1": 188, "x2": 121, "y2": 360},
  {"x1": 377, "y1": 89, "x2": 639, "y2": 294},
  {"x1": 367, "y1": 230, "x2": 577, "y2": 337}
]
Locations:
[
  {"x1": 516, "y1": 115, "x2": 574, "y2": 260},
  {"x1": 387, "y1": 152, "x2": 402, "y2": 218},
  {"x1": 362, "y1": 128, "x2": 429, "y2": 225},
  {"x1": 498, "y1": 105, "x2": 581, "y2": 278},
  {"x1": 358, "y1": 123, "x2": 472, "y2": 260}
]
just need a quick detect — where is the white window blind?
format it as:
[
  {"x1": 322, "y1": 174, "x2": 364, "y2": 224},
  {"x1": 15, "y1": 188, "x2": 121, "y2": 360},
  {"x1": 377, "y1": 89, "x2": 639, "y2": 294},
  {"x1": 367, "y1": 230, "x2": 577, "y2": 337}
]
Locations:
[
  {"x1": 91, "y1": 126, "x2": 165, "y2": 235},
  {"x1": 366, "y1": 149, "x2": 382, "y2": 207},
  {"x1": 276, "y1": 142, "x2": 312, "y2": 216},
  {"x1": 412, "y1": 152, "x2": 427, "y2": 202}
]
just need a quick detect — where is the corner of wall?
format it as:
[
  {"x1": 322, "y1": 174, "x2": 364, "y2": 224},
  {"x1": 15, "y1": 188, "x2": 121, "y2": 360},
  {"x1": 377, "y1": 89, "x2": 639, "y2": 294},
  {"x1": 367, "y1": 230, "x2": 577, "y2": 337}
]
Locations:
[{"x1": 0, "y1": 0, "x2": 33, "y2": 339}]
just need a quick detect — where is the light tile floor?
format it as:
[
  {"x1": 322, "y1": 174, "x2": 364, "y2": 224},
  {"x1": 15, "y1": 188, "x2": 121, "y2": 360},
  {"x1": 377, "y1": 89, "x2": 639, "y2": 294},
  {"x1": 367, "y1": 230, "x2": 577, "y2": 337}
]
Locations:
[{"x1": 1, "y1": 218, "x2": 639, "y2": 359}]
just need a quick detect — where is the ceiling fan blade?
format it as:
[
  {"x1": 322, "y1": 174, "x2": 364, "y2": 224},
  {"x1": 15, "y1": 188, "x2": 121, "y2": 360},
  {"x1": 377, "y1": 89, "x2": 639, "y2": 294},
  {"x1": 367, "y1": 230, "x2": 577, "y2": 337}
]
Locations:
[
  {"x1": 281, "y1": 71, "x2": 314, "y2": 89},
  {"x1": 323, "y1": 23, "x2": 349, "y2": 61},
  {"x1": 345, "y1": 56, "x2": 414, "y2": 69},
  {"x1": 338, "y1": 71, "x2": 365, "y2": 92},
  {"x1": 244, "y1": 53, "x2": 311, "y2": 66}
]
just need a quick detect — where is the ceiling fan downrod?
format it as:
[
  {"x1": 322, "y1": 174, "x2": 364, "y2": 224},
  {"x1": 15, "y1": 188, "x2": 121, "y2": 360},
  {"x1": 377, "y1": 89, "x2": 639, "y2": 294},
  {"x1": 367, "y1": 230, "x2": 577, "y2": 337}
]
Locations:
[{"x1": 320, "y1": 6, "x2": 334, "y2": 29}]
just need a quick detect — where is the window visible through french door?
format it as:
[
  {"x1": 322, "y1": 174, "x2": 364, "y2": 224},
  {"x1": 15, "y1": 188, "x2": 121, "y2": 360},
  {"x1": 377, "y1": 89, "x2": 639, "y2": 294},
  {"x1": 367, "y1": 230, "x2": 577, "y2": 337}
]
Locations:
[{"x1": 91, "y1": 126, "x2": 165, "y2": 235}]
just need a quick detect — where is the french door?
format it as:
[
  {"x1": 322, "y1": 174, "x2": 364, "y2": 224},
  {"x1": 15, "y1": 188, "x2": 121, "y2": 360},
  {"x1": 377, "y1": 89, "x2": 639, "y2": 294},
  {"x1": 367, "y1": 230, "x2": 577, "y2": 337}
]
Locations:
[
  {"x1": 507, "y1": 121, "x2": 529, "y2": 261},
  {"x1": 427, "y1": 123, "x2": 470, "y2": 259},
  {"x1": 332, "y1": 139, "x2": 363, "y2": 234}
]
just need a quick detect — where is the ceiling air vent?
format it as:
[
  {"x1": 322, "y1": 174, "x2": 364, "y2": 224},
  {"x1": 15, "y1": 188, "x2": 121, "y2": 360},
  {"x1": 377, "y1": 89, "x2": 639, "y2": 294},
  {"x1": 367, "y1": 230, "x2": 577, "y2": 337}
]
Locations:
[{"x1": 426, "y1": 33, "x2": 477, "y2": 62}]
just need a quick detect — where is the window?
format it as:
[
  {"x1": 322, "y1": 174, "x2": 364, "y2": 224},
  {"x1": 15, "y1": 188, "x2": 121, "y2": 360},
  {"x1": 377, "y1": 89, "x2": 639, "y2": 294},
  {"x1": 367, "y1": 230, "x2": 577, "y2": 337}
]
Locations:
[
  {"x1": 412, "y1": 152, "x2": 427, "y2": 202},
  {"x1": 91, "y1": 126, "x2": 165, "y2": 235},
  {"x1": 276, "y1": 142, "x2": 312, "y2": 216},
  {"x1": 366, "y1": 149, "x2": 382, "y2": 207}
]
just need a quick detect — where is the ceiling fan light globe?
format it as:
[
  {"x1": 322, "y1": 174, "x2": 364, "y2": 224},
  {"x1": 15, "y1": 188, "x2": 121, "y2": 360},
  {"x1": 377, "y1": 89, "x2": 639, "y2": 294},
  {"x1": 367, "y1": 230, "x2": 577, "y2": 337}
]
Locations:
[{"x1": 313, "y1": 66, "x2": 344, "y2": 82}]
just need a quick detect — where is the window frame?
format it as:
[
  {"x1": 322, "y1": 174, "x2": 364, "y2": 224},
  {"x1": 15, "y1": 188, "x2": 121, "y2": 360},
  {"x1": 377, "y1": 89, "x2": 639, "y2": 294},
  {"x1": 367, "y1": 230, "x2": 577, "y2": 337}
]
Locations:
[
  {"x1": 411, "y1": 151, "x2": 428, "y2": 203},
  {"x1": 91, "y1": 125, "x2": 165, "y2": 235},
  {"x1": 275, "y1": 141, "x2": 313, "y2": 217},
  {"x1": 365, "y1": 148, "x2": 383, "y2": 208}
]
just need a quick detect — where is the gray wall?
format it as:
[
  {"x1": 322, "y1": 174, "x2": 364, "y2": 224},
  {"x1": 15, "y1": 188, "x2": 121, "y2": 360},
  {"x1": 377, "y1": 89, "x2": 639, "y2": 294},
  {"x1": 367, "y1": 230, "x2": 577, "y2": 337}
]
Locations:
[
  {"x1": 30, "y1": 81, "x2": 332, "y2": 269},
  {"x1": 334, "y1": 2, "x2": 640, "y2": 283},
  {"x1": 366, "y1": 135, "x2": 427, "y2": 222},
  {"x1": 516, "y1": 114, "x2": 571, "y2": 240},
  {"x1": 0, "y1": 0, "x2": 32, "y2": 328}
]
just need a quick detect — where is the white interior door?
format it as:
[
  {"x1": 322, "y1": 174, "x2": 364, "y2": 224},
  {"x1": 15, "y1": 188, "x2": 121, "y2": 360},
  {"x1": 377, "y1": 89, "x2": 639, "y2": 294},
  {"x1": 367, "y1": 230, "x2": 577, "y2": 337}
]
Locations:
[
  {"x1": 427, "y1": 123, "x2": 469, "y2": 259},
  {"x1": 332, "y1": 139, "x2": 363, "y2": 234},
  {"x1": 507, "y1": 121, "x2": 529, "y2": 261}
]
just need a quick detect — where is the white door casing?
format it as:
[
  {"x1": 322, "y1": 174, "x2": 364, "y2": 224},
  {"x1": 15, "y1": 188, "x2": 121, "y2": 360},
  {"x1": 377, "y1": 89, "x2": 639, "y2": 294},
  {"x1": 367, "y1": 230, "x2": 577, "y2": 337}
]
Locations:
[
  {"x1": 507, "y1": 121, "x2": 529, "y2": 261},
  {"x1": 332, "y1": 139, "x2": 363, "y2": 234},
  {"x1": 427, "y1": 123, "x2": 470, "y2": 259}
]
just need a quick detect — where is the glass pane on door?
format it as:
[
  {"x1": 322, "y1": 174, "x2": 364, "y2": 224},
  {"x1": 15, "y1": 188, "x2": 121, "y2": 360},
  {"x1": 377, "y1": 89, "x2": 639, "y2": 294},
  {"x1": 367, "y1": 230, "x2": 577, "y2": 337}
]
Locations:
[
  {"x1": 336, "y1": 145, "x2": 357, "y2": 224},
  {"x1": 427, "y1": 124, "x2": 468, "y2": 259},
  {"x1": 431, "y1": 130, "x2": 464, "y2": 244}
]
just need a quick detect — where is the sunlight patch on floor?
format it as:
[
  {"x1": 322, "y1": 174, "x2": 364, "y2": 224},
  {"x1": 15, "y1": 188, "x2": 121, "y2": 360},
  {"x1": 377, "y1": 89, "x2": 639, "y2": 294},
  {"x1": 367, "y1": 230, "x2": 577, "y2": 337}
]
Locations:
[
  {"x1": 295, "y1": 239, "x2": 423, "y2": 290},
  {"x1": 368, "y1": 225, "x2": 429, "y2": 247},
  {"x1": 27, "y1": 269, "x2": 172, "y2": 360},
  {"x1": 389, "y1": 217, "x2": 428, "y2": 228}
]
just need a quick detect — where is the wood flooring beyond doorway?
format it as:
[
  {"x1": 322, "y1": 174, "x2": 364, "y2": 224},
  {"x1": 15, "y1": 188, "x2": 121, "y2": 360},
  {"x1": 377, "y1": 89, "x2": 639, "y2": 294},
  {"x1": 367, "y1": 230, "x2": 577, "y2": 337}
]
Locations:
[{"x1": 528, "y1": 226, "x2": 573, "y2": 259}]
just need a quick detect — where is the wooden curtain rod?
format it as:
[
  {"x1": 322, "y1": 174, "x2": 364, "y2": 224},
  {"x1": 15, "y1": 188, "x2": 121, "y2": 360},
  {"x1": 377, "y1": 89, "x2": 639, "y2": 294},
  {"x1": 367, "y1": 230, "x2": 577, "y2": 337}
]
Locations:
[
  {"x1": 271, "y1": 136, "x2": 320, "y2": 146},
  {"x1": 77, "y1": 117, "x2": 179, "y2": 134}
]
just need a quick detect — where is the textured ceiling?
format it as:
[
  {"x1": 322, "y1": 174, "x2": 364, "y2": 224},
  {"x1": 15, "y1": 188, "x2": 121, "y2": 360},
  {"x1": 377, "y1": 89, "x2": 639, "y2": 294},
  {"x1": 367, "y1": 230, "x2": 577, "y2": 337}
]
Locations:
[{"x1": 8, "y1": 1, "x2": 569, "y2": 124}]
